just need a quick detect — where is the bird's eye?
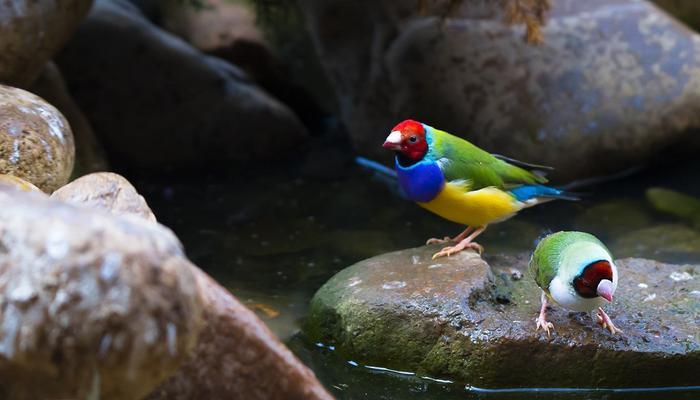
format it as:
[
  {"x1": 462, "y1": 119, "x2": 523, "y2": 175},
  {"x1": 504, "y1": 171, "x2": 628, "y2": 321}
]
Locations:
[{"x1": 409, "y1": 135, "x2": 418, "y2": 143}]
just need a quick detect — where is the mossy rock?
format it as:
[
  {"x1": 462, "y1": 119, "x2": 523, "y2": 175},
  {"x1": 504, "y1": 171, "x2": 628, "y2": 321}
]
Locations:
[{"x1": 306, "y1": 246, "x2": 699, "y2": 388}]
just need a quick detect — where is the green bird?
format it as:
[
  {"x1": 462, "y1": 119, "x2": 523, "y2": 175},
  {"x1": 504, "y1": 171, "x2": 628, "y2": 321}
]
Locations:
[{"x1": 528, "y1": 231, "x2": 621, "y2": 336}]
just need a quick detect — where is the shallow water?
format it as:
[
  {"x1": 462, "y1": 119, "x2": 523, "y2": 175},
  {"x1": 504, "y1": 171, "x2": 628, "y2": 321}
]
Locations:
[{"x1": 137, "y1": 156, "x2": 700, "y2": 399}]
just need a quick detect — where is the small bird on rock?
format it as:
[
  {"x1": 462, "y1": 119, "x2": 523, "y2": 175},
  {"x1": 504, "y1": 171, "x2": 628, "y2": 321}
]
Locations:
[
  {"x1": 528, "y1": 231, "x2": 621, "y2": 337},
  {"x1": 382, "y1": 119, "x2": 577, "y2": 259}
]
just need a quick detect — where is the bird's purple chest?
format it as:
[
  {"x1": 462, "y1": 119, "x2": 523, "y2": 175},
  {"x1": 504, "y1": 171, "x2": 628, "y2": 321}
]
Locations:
[{"x1": 395, "y1": 158, "x2": 445, "y2": 202}]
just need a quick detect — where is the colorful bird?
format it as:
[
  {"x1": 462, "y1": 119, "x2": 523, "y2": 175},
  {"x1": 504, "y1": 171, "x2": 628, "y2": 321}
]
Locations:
[
  {"x1": 528, "y1": 231, "x2": 621, "y2": 336},
  {"x1": 382, "y1": 119, "x2": 576, "y2": 259}
]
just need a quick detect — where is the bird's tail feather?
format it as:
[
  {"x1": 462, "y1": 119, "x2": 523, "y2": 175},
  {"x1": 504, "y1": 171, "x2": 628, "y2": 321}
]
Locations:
[{"x1": 510, "y1": 184, "x2": 580, "y2": 202}]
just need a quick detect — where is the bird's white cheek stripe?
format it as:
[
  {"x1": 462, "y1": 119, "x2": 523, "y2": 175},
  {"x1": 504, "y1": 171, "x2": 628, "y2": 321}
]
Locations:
[{"x1": 386, "y1": 131, "x2": 402, "y2": 144}]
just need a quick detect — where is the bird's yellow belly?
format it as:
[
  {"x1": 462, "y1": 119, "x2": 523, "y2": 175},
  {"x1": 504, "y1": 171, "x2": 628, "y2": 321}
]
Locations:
[{"x1": 417, "y1": 184, "x2": 521, "y2": 227}]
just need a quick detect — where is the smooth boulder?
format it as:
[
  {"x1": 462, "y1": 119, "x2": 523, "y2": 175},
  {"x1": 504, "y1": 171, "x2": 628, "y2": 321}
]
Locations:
[
  {"x1": 0, "y1": 185, "x2": 202, "y2": 400},
  {"x1": 299, "y1": 0, "x2": 700, "y2": 180},
  {"x1": 55, "y1": 0, "x2": 307, "y2": 172},
  {"x1": 306, "y1": 246, "x2": 699, "y2": 387},
  {"x1": 0, "y1": 84, "x2": 75, "y2": 192},
  {"x1": 52, "y1": 172, "x2": 156, "y2": 222},
  {"x1": 0, "y1": 0, "x2": 92, "y2": 86}
]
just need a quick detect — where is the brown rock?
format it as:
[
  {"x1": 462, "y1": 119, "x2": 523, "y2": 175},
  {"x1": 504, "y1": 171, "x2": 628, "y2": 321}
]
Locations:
[
  {"x1": 52, "y1": 172, "x2": 156, "y2": 222},
  {"x1": 148, "y1": 270, "x2": 333, "y2": 400},
  {"x1": 28, "y1": 62, "x2": 109, "y2": 175},
  {"x1": 0, "y1": 0, "x2": 93, "y2": 86},
  {"x1": 306, "y1": 246, "x2": 699, "y2": 387},
  {"x1": 0, "y1": 84, "x2": 75, "y2": 192},
  {"x1": 0, "y1": 174, "x2": 42, "y2": 192},
  {"x1": 0, "y1": 185, "x2": 202, "y2": 400}
]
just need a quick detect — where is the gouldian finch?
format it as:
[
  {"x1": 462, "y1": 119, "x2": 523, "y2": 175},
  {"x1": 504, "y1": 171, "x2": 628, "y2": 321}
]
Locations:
[
  {"x1": 382, "y1": 120, "x2": 576, "y2": 259},
  {"x1": 528, "y1": 231, "x2": 621, "y2": 336}
]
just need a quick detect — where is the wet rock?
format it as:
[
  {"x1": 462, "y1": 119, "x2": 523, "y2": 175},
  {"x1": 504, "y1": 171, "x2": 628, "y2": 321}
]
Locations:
[
  {"x1": 0, "y1": 174, "x2": 41, "y2": 192},
  {"x1": 306, "y1": 246, "x2": 699, "y2": 387},
  {"x1": 52, "y1": 172, "x2": 156, "y2": 222},
  {"x1": 147, "y1": 270, "x2": 333, "y2": 400},
  {"x1": 646, "y1": 187, "x2": 700, "y2": 229},
  {"x1": 0, "y1": 185, "x2": 202, "y2": 400},
  {"x1": 574, "y1": 199, "x2": 652, "y2": 240},
  {"x1": 299, "y1": 0, "x2": 700, "y2": 180},
  {"x1": 55, "y1": 0, "x2": 307, "y2": 172},
  {"x1": 0, "y1": 0, "x2": 92, "y2": 86},
  {"x1": 612, "y1": 223, "x2": 700, "y2": 260},
  {"x1": 0, "y1": 84, "x2": 75, "y2": 192},
  {"x1": 28, "y1": 62, "x2": 109, "y2": 176}
]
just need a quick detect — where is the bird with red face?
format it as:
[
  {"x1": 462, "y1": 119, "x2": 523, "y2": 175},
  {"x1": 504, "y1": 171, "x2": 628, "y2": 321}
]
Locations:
[
  {"x1": 382, "y1": 119, "x2": 577, "y2": 259},
  {"x1": 529, "y1": 231, "x2": 621, "y2": 336}
]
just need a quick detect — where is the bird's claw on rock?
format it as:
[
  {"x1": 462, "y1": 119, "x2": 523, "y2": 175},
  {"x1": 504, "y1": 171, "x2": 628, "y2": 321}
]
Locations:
[
  {"x1": 536, "y1": 315, "x2": 554, "y2": 338},
  {"x1": 431, "y1": 242, "x2": 483, "y2": 259},
  {"x1": 597, "y1": 308, "x2": 623, "y2": 335}
]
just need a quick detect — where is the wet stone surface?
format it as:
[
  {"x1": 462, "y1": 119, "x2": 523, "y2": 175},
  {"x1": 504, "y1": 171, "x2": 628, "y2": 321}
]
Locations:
[{"x1": 306, "y1": 246, "x2": 699, "y2": 388}]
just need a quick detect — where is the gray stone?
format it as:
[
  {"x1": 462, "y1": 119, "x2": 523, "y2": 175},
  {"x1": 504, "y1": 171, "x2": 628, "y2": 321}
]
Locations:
[
  {"x1": 55, "y1": 0, "x2": 307, "y2": 172},
  {"x1": 0, "y1": 84, "x2": 75, "y2": 192},
  {"x1": 299, "y1": 0, "x2": 700, "y2": 180},
  {"x1": 306, "y1": 246, "x2": 699, "y2": 387}
]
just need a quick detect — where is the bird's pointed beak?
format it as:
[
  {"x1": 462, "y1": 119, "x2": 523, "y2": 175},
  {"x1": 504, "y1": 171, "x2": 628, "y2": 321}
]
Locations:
[
  {"x1": 382, "y1": 131, "x2": 402, "y2": 151},
  {"x1": 596, "y1": 279, "x2": 614, "y2": 302}
]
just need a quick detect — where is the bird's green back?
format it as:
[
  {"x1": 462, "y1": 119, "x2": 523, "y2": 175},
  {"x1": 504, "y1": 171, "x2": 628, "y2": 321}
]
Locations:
[
  {"x1": 528, "y1": 231, "x2": 608, "y2": 291},
  {"x1": 427, "y1": 127, "x2": 548, "y2": 190}
]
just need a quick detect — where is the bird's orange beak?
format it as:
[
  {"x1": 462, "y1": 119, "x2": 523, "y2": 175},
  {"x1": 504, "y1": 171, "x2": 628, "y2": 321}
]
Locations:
[
  {"x1": 382, "y1": 131, "x2": 402, "y2": 151},
  {"x1": 596, "y1": 279, "x2": 614, "y2": 302}
]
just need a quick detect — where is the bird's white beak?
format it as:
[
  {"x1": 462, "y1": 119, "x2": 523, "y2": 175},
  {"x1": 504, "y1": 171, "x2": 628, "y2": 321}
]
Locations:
[
  {"x1": 596, "y1": 279, "x2": 614, "y2": 302},
  {"x1": 382, "y1": 131, "x2": 402, "y2": 151}
]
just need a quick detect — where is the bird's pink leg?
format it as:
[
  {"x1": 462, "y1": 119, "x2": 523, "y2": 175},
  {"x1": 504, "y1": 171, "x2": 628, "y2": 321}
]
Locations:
[
  {"x1": 596, "y1": 307, "x2": 623, "y2": 335},
  {"x1": 431, "y1": 226, "x2": 486, "y2": 259},
  {"x1": 426, "y1": 226, "x2": 474, "y2": 245},
  {"x1": 536, "y1": 291, "x2": 554, "y2": 338}
]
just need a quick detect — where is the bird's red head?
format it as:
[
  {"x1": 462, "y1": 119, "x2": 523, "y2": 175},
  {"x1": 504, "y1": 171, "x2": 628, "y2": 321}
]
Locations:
[
  {"x1": 382, "y1": 119, "x2": 428, "y2": 161},
  {"x1": 573, "y1": 260, "x2": 614, "y2": 301}
]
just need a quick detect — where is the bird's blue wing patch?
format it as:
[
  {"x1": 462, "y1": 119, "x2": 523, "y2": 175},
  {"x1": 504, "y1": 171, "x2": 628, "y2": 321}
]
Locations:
[{"x1": 509, "y1": 184, "x2": 576, "y2": 202}]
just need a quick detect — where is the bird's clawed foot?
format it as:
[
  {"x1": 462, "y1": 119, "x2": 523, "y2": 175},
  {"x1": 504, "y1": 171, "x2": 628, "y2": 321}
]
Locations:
[
  {"x1": 431, "y1": 241, "x2": 483, "y2": 259},
  {"x1": 596, "y1": 307, "x2": 622, "y2": 335},
  {"x1": 536, "y1": 313, "x2": 554, "y2": 338},
  {"x1": 536, "y1": 292, "x2": 554, "y2": 338},
  {"x1": 426, "y1": 226, "x2": 474, "y2": 246}
]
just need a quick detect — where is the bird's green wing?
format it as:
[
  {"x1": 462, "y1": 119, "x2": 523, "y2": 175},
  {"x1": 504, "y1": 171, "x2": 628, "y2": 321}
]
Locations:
[{"x1": 428, "y1": 127, "x2": 548, "y2": 190}]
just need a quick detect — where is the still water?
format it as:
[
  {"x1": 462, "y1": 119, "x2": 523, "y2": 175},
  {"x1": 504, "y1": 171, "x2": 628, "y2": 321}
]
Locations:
[{"x1": 137, "y1": 156, "x2": 700, "y2": 399}]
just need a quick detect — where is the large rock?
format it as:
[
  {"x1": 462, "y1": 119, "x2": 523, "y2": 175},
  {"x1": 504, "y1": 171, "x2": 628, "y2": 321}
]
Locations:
[
  {"x1": 299, "y1": 0, "x2": 700, "y2": 180},
  {"x1": 306, "y1": 246, "x2": 699, "y2": 387},
  {"x1": 0, "y1": 174, "x2": 41, "y2": 192},
  {"x1": 0, "y1": 84, "x2": 75, "y2": 192},
  {"x1": 55, "y1": 0, "x2": 308, "y2": 172},
  {"x1": 148, "y1": 270, "x2": 333, "y2": 400},
  {"x1": 28, "y1": 62, "x2": 109, "y2": 176},
  {"x1": 52, "y1": 172, "x2": 156, "y2": 222},
  {"x1": 0, "y1": 0, "x2": 92, "y2": 86},
  {"x1": 0, "y1": 185, "x2": 202, "y2": 400}
]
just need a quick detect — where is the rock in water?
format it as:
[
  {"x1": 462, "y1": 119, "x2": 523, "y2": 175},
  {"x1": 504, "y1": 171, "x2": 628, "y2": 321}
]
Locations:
[
  {"x1": 306, "y1": 246, "x2": 699, "y2": 387},
  {"x1": 55, "y1": 0, "x2": 308, "y2": 172},
  {"x1": 0, "y1": 84, "x2": 75, "y2": 192},
  {"x1": 148, "y1": 270, "x2": 334, "y2": 400},
  {"x1": 0, "y1": 185, "x2": 202, "y2": 400},
  {"x1": 52, "y1": 172, "x2": 156, "y2": 222},
  {"x1": 0, "y1": 0, "x2": 92, "y2": 86},
  {"x1": 299, "y1": 0, "x2": 700, "y2": 180}
]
